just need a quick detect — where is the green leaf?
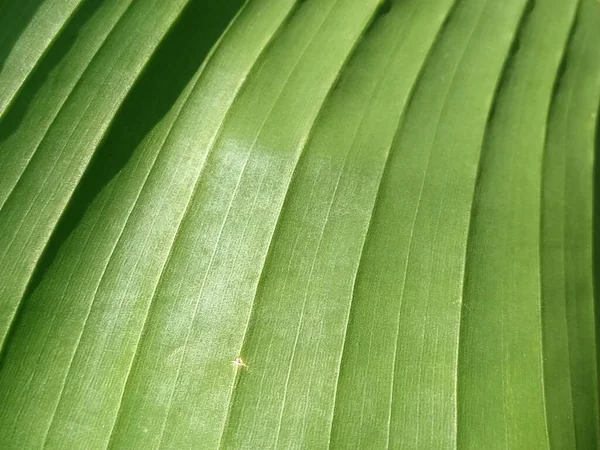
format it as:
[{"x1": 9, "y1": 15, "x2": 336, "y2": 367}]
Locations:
[
  {"x1": 458, "y1": 0, "x2": 586, "y2": 446},
  {"x1": 0, "y1": 0, "x2": 195, "y2": 345},
  {"x1": 1, "y1": 0, "x2": 599, "y2": 448},
  {"x1": 541, "y1": 1, "x2": 600, "y2": 445},
  {"x1": 0, "y1": 0, "x2": 83, "y2": 116}
]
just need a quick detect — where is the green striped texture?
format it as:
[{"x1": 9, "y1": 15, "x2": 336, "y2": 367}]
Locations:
[{"x1": 0, "y1": 0, "x2": 599, "y2": 448}]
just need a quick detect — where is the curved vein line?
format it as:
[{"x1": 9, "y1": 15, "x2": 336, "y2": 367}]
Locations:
[
  {"x1": 40, "y1": 164, "x2": 151, "y2": 448},
  {"x1": 557, "y1": 18, "x2": 584, "y2": 444},
  {"x1": 155, "y1": 124, "x2": 264, "y2": 448},
  {"x1": 154, "y1": 4, "x2": 334, "y2": 446},
  {"x1": 0, "y1": 7, "x2": 150, "y2": 291},
  {"x1": 272, "y1": 152, "x2": 346, "y2": 449},
  {"x1": 7, "y1": 183, "x2": 117, "y2": 441},
  {"x1": 0, "y1": 0, "x2": 169, "y2": 266},
  {"x1": 38, "y1": 73, "x2": 187, "y2": 444},
  {"x1": 39, "y1": 5, "x2": 232, "y2": 440},
  {"x1": 538, "y1": 5, "x2": 581, "y2": 445},
  {"x1": 0, "y1": 0, "x2": 139, "y2": 214},
  {"x1": 0, "y1": 0, "x2": 87, "y2": 120},
  {"x1": 385, "y1": 2, "x2": 493, "y2": 446},
  {"x1": 455, "y1": 3, "x2": 545, "y2": 449},
  {"x1": 0, "y1": 0, "x2": 188, "y2": 353},
  {"x1": 0, "y1": 42, "x2": 135, "y2": 356},
  {"x1": 212, "y1": 0, "x2": 377, "y2": 445},
  {"x1": 0, "y1": 0, "x2": 151, "y2": 253},
  {"x1": 103, "y1": 6, "x2": 272, "y2": 448},
  {"x1": 217, "y1": 0, "x2": 393, "y2": 443},
  {"x1": 102, "y1": 106, "x2": 205, "y2": 449},
  {"x1": 243, "y1": 164, "x2": 324, "y2": 446},
  {"x1": 326, "y1": 2, "x2": 462, "y2": 446},
  {"x1": 412, "y1": 176, "x2": 445, "y2": 448}
]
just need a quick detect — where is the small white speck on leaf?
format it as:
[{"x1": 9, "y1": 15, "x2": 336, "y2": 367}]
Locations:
[{"x1": 233, "y1": 357, "x2": 248, "y2": 369}]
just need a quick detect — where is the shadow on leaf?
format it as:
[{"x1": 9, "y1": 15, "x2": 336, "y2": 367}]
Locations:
[{"x1": 23, "y1": 0, "x2": 245, "y2": 296}]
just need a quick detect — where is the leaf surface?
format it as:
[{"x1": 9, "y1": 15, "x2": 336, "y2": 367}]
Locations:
[
  {"x1": 458, "y1": 0, "x2": 579, "y2": 447},
  {"x1": 0, "y1": 0, "x2": 200, "y2": 346},
  {"x1": 0, "y1": 0, "x2": 83, "y2": 116},
  {"x1": 0, "y1": 0, "x2": 599, "y2": 448},
  {"x1": 541, "y1": 1, "x2": 600, "y2": 446}
]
